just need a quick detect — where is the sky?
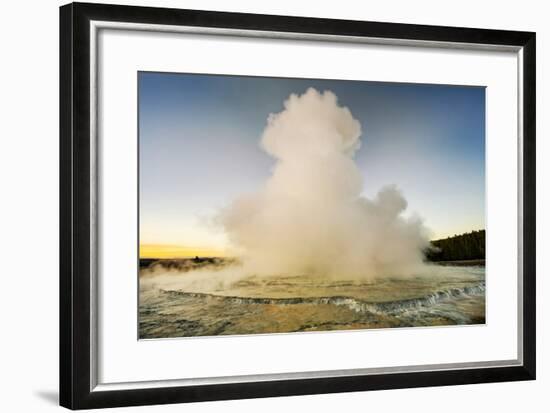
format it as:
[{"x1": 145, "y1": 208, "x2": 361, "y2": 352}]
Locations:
[{"x1": 139, "y1": 72, "x2": 485, "y2": 258}]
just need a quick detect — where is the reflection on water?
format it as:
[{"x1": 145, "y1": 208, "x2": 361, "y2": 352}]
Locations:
[{"x1": 139, "y1": 264, "x2": 485, "y2": 339}]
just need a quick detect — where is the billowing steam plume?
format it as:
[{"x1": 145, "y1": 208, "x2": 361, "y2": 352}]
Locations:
[{"x1": 218, "y1": 88, "x2": 431, "y2": 280}]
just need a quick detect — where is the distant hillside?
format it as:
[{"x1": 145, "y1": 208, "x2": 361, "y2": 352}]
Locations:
[{"x1": 426, "y1": 230, "x2": 485, "y2": 262}]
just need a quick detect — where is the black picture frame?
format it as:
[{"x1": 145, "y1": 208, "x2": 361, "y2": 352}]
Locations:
[{"x1": 60, "y1": 2, "x2": 536, "y2": 410}]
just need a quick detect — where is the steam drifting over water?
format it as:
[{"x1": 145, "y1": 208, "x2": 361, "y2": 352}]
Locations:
[
  {"x1": 218, "y1": 88, "x2": 431, "y2": 281},
  {"x1": 138, "y1": 86, "x2": 486, "y2": 338}
]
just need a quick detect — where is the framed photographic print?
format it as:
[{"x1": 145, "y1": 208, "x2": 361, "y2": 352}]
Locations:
[{"x1": 59, "y1": 2, "x2": 536, "y2": 409}]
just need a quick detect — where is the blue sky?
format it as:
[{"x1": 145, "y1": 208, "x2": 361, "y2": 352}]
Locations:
[{"x1": 139, "y1": 72, "x2": 485, "y2": 256}]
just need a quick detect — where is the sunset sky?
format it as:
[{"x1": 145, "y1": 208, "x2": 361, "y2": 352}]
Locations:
[{"x1": 139, "y1": 72, "x2": 485, "y2": 259}]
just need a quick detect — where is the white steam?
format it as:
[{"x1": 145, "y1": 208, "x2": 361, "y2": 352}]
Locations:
[{"x1": 218, "y1": 88, "x2": 431, "y2": 280}]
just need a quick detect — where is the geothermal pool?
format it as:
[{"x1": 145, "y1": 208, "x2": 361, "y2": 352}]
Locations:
[{"x1": 138, "y1": 259, "x2": 485, "y2": 339}]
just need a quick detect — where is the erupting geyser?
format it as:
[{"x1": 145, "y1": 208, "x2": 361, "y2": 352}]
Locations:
[{"x1": 219, "y1": 88, "x2": 431, "y2": 280}]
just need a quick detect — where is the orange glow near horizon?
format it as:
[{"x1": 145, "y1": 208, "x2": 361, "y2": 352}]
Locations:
[{"x1": 140, "y1": 244, "x2": 228, "y2": 259}]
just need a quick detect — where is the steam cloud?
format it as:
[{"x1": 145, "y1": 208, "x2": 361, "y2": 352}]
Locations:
[{"x1": 218, "y1": 88, "x2": 431, "y2": 280}]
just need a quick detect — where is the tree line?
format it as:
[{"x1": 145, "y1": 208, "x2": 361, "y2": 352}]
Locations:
[{"x1": 425, "y1": 230, "x2": 485, "y2": 262}]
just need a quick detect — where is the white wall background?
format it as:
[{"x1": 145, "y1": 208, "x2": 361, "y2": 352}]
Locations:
[{"x1": 0, "y1": 0, "x2": 546, "y2": 412}]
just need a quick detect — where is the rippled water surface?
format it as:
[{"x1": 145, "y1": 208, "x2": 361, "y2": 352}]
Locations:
[{"x1": 139, "y1": 264, "x2": 485, "y2": 339}]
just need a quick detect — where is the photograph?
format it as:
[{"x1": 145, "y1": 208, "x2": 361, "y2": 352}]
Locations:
[
  {"x1": 54, "y1": 2, "x2": 537, "y2": 409},
  {"x1": 138, "y1": 72, "x2": 487, "y2": 339}
]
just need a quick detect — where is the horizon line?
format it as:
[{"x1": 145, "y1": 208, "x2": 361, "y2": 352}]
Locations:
[{"x1": 140, "y1": 228, "x2": 485, "y2": 260}]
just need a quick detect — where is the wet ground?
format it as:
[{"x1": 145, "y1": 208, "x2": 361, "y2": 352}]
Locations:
[{"x1": 139, "y1": 264, "x2": 485, "y2": 339}]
